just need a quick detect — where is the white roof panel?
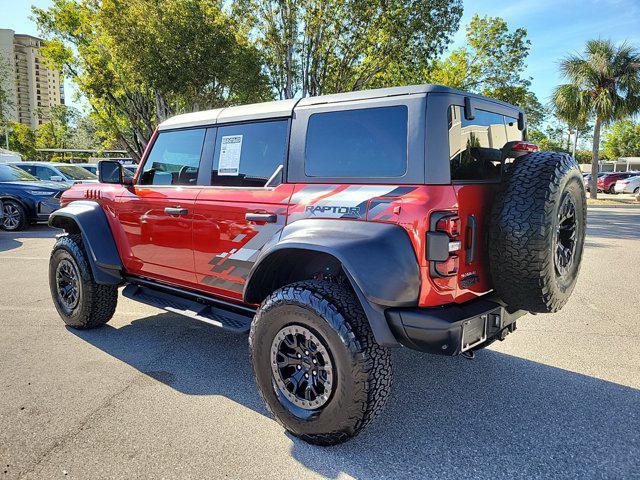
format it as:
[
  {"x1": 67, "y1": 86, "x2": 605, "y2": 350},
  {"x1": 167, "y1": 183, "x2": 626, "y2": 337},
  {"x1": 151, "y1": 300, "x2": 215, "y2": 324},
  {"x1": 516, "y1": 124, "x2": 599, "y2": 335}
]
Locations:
[
  {"x1": 157, "y1": 99, "x2": 298, "y2": 131},
  {"x1": 217, "y1": 99, "x2": 298, "y2": 124},
  {"x1": 158, "y1": 108, "x2": 224, "y2": 131}
]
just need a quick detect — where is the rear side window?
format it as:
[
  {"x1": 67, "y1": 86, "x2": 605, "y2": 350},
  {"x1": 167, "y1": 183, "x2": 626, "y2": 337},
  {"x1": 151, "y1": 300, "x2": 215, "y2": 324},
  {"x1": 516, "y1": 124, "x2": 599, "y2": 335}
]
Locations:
[
  {"x1": 448, "y1": 106, "x2": 523, "y2": 181},
  {"x1": 211, "y1": 120, "x2": 288, "y2": 187},
  {"x1": 36, "y1": 166, "x2": 55, "y2": 180},
  {"x1": 139, "y1": 128, "x2": 206, "y2": 185},
  {"x1": 305, "y1": 106, "x2": 407, "y2": 178}
]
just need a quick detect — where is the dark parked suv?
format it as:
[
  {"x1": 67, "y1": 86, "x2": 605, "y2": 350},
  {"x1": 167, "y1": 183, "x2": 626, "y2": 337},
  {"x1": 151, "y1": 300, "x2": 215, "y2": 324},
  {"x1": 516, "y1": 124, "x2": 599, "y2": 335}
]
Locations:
[
  {"x1": 48, "y1": 85, "x2": 586, "y2": 444},
  {"x1": 0, "y1": 165, "x2": 65, "y2": 231}
]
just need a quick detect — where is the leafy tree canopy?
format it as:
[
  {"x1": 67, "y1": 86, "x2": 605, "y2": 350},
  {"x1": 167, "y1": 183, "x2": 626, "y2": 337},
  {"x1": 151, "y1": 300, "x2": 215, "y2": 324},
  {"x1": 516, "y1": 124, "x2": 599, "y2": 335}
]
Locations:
[
  {"x1": 426, "y1": 15, "x2": 546, "y2": 128},
  {"x1": 234, "y1": 0, "x2": 463, "y2": 99},
  {"x1": 602, "y1": 120, "x2": 640, "y2": 159},
  {"x1": 33, "y1": 0, "x2": 270, "y2": 160}
]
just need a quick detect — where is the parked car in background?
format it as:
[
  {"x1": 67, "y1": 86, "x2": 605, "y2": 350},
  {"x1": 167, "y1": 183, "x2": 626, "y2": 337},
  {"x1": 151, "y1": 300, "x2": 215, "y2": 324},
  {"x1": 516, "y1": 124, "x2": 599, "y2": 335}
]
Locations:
[
  {"x1": 614, "y1": 175, "x2": 640, "y2": 194},
  {"x1": 583, "y1": 172, "x2": 607, "y2": 191},
  {"x1": 73, "y1": 163, "x2": 98, "y2": 175},
  {"x1": 0, "y1": 164, "x2": 66, "y2": 231},
  {"x1": 74, "y1": 162, "x2": 136, "y2": 179},
  {"x1": 11, "y1": 162, "x2": 97, "y2": 188},
  {"x1": 597, "y1": 171, "x2": 638, "y2": 193}
]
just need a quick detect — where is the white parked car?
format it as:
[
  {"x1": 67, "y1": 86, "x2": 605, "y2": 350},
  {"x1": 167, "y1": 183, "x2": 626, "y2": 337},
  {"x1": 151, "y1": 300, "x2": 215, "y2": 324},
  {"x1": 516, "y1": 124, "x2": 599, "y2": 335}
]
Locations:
[
  {"x1": 614, "y1": 175, "x2": 640, "y2": 194},
  {"x1": 10, "y1": 162, "x2": 97, "y2": 187}
]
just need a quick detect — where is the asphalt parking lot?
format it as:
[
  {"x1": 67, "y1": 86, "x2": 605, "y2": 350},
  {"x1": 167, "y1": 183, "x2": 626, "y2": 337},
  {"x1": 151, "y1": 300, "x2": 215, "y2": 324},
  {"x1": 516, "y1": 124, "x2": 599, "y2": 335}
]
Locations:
[{"x1": 1, "y1": 206, "x2": 639, "y2": 479}]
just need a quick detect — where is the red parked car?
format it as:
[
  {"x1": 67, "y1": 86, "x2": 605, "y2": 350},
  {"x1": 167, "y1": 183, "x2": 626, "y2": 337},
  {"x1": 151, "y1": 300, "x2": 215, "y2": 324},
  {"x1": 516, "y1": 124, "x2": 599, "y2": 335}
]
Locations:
[{"x1": 597, "y1": 172, "x2": 639, "y2": 193}]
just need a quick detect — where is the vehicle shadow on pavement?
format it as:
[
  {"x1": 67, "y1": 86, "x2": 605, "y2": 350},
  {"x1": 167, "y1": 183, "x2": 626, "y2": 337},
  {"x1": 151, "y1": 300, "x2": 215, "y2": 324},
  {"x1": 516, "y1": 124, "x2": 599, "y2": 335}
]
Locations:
[
  {"x1": 69, "y1": 312, "x2": 639, "y2": 479},
  {"x1": 0, "y1": 225, "x2": 57, "y2": 253}
]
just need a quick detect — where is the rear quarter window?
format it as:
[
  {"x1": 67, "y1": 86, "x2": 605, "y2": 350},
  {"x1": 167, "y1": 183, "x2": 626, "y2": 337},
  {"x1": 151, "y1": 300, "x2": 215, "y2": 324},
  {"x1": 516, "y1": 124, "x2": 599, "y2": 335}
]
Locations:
[
  {"x1": 448, "y1": 106, "x2": 523, "y2": 182},
  {"x1": 305, "y1": 106, "x2": 408, "y2": 178}
]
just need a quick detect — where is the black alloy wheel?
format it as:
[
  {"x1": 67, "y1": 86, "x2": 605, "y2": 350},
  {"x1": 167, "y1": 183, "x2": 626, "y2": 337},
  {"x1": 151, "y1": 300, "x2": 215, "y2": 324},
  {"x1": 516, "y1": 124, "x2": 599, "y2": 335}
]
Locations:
[
  {"x1": 270, "y1": 325, "x2": 334, "y2": 410},
  {"x1": 554, "y1": 192, "x2": 578, "y2": 279},
  {"x1": 55, "y1": 258, "x2": 81, "y2": 313}
]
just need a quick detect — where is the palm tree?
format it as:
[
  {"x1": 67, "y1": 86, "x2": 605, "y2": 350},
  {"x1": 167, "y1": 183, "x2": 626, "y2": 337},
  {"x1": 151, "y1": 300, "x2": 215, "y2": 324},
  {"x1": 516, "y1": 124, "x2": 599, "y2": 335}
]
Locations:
[{"x1": 553, "y1": 39, "x2": 640, "y2": 198}]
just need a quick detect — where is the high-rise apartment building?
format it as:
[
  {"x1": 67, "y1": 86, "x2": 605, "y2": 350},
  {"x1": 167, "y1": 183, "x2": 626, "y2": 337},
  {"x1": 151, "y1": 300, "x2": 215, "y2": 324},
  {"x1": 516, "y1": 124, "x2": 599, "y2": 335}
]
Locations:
[{"x1": 0, "y1": 29, "x2": 65, "y2": 129}]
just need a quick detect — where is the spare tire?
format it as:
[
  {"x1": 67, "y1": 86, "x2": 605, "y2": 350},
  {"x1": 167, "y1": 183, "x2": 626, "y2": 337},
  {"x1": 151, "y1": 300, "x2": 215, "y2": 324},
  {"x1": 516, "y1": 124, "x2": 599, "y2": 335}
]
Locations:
[{"x1": 488, "y1": 152, "x2": 586, "y2": 313}]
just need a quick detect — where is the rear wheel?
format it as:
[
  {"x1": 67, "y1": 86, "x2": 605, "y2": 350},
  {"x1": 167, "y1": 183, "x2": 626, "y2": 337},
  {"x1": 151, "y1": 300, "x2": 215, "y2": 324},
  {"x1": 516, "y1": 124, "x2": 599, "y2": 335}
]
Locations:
[
  {"x1": 608, "y1": 184, "x2": 616, "y2": 194},
  {"x1": 634, "y1": 187, "x2": 639, "y2": 194},
  {"x1": 489, "y1": 152, "x2": 587, "y2": 313},
  {"x1": 49, "y1": 234, "x2": 118, "y2": 328},
  {"x1": 1, "y1": 201, "x2": 27, "y2": 231},
  {"x1": 250, "y1": 280, "x2": 392, "y2": 445}
]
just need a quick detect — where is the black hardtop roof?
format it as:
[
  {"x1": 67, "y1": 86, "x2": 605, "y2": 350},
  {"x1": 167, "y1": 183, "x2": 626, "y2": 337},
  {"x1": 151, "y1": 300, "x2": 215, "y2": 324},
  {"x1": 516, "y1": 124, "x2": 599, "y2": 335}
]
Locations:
[{"x1": 297, "y1": 84, "x2": 524, "y2": 112}]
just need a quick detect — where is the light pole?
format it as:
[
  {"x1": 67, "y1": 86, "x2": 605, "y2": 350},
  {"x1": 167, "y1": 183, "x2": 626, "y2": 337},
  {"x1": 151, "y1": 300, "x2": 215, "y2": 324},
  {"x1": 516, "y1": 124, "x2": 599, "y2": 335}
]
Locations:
[{"x1": 4, "y1": 124, "x2": 10, "y2": 150}]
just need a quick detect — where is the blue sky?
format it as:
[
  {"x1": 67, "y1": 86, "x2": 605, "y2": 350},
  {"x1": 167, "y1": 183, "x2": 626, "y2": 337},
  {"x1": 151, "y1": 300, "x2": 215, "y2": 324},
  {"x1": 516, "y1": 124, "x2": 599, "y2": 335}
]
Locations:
[{"x1": 2, "y1": 0, "x2": 640, "y2": 111}]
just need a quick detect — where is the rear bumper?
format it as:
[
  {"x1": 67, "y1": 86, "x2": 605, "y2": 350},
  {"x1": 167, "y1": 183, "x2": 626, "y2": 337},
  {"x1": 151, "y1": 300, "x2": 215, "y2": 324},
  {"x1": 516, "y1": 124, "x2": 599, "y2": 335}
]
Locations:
[{"x1": 385, "y1": 296, "x2": 526, "y2": 355}]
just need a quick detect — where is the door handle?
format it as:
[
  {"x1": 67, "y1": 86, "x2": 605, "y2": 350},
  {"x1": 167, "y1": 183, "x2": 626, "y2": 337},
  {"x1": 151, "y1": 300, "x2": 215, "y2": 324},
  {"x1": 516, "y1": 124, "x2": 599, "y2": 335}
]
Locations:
[
  {"x1": 165, "y1": 207, "x2": 188, "y2": 216},
  {"x1": 245, "y1": 212, "x2": 277, "y2": 223}
]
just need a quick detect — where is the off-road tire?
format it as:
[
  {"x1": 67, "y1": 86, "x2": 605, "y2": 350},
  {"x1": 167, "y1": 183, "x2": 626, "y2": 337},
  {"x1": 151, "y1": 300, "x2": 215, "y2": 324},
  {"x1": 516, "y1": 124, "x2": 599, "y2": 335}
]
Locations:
[
  {"x1": 489, "y1": 152, "x2": 586, "y2": 313},
  {"x1": 1, "y1": 200, "x2": 27, "y2": 231},
  {"x1": 249, "y1": 280, "x2": 392, "y2": 445},
  {"x1": 49, "y1": 234, "x2": 118, "y2": 328}
]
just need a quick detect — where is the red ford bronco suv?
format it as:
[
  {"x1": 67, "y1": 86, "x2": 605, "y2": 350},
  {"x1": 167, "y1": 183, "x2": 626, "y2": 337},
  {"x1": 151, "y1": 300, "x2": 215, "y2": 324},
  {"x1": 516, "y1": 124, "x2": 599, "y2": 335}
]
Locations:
[{"x1": 48, "y1": 85, "x2": 586, "y2": 445}]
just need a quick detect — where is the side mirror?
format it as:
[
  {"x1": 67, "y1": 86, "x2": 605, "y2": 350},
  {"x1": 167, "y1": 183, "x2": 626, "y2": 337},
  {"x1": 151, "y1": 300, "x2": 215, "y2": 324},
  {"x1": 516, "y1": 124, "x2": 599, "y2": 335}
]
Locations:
[
  {"x1": 50, "y1": 175, "x2": 64, "y2": 182},
  {"x1": 464, "y1": 96, "x2": 475, "y2": 121},
  {"x1": 98, "y1": 160, "x2": 133, "y2": 185}
]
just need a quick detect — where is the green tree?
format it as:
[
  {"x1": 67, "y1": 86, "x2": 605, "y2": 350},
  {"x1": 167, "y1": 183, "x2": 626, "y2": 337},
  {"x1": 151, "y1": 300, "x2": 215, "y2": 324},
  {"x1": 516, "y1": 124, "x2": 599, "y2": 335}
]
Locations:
[
  {"x1": 234, "y1": 0, "x2": 463, "y2": 99},
  {"x1": 33, "y1": 0, "x2": 270, "y2": 161},
  {"x1": 426, "y1": 15, "x2": 545, "y2": 127},
  {"x1": 602, "y1": 120, "x2": 640, "y2": 159},
  {"x1": 68, "y1": 114, "x2": 104, "y2": 149},
  {"x1": 36, "y1": 105, "x2": 78, "y2": 154},
  {"x1": 7, "y1": 122, "x2": 37, "y2": 160},
  {"x1": 553, "y1": 39, "x2": 640, "y2": 198},
  {"x1": 0, "y1": 57, "x2": 15, "y2": 149}
]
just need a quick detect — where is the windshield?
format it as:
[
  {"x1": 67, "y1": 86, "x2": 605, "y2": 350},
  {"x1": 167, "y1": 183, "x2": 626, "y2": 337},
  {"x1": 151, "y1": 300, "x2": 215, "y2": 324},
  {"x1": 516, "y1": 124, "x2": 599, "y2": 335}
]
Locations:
[
  {"x1": 56, "y1": 165, "x2": 97, "y2": 180},
  {"x1": 0, "y1": 165, "x2": 40, "y2": 182}
]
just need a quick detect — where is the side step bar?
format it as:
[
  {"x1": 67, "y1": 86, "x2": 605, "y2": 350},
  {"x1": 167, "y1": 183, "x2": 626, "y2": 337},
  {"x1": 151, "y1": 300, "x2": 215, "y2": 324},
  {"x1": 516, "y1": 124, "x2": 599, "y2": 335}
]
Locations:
[{"x1": 122, "y1": 284, "x2": 253, "y2": 333}]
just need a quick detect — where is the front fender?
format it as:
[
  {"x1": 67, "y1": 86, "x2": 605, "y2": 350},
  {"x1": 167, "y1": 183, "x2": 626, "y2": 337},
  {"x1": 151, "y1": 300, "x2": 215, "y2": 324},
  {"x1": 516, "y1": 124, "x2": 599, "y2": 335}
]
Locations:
[{"x1": 48, "y1": 201, "x2": 123, "y2": 285}]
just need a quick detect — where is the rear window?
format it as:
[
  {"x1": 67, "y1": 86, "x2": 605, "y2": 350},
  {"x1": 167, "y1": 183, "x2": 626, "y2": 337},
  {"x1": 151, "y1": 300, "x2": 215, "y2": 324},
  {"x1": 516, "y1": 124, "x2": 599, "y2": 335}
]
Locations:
[
  {"x1": 448, "y1": 106, "x2": 523, "y2": 181},
  {"x1": 305, "y1": 106, "x2": 407, "y2": 178}
]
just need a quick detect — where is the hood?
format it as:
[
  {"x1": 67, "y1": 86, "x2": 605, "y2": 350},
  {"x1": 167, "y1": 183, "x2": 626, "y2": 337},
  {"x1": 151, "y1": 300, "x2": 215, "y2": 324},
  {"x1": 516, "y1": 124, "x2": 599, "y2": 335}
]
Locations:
[{"x1": 0, "y1": 180, "x2": 66, "y2": 192}]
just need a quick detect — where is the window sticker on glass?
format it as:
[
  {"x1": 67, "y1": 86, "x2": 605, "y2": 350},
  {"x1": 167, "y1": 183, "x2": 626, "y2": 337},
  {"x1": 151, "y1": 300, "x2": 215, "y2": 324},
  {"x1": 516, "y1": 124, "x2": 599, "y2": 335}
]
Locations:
[{"x1": 219, "y1": 135, "x2": 243, "y2": 176}]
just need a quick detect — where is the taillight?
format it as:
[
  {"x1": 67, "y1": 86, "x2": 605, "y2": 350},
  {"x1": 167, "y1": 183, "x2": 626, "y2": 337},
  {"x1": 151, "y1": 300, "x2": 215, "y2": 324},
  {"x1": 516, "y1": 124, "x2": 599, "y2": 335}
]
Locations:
[
  {"x1": 428, "y1": 212, "x2": 461, "y2": 277},
  {"x1": 435, "y1": 254, "x2": 459, "y2": 277},
  {"x1": 436, "y1": 215, "x2": 461, "y2": 237},
  {"x1": 511, "y1": 141, "x2": 539, "y2": 152}
]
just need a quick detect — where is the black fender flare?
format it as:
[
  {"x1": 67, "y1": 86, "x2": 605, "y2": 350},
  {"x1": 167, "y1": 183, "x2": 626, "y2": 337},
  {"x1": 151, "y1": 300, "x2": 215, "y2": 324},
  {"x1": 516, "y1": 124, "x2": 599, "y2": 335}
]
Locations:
[
  {"x1": 48, "y1": 201, "x2": 123, "y2": 285},
  {"x1": 244, "y1": 219, "x2": 421, "y2": 346}
]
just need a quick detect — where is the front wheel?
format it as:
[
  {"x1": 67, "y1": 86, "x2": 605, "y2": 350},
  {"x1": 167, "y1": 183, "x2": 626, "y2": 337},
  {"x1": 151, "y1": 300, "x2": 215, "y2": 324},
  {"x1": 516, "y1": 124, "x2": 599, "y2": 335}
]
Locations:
[
  {"x1": 49, "y1": 234, "x2": 118, "y2": 328},
  {"x1": 249, "y1": 280, "x2": 392, "y2": 445},
  {"x1": 1, "y1": 200, "x2": 27, "y2": 231}
]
